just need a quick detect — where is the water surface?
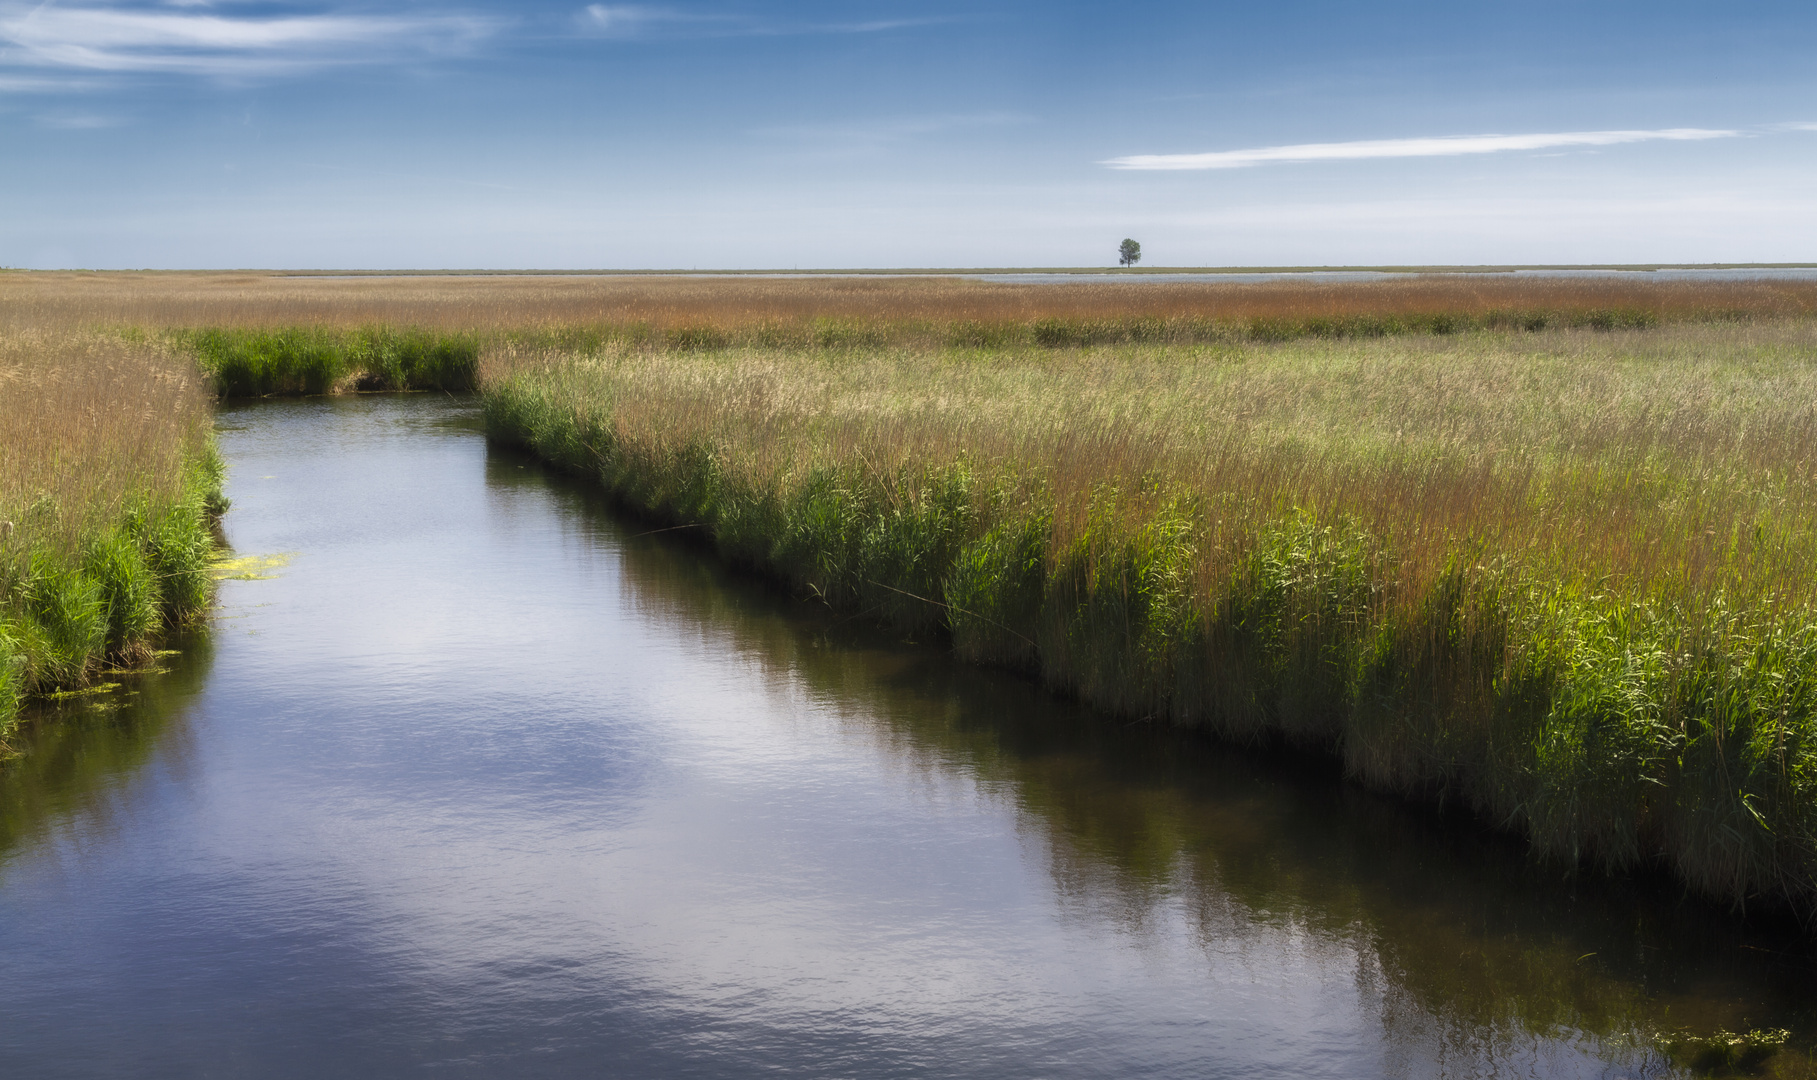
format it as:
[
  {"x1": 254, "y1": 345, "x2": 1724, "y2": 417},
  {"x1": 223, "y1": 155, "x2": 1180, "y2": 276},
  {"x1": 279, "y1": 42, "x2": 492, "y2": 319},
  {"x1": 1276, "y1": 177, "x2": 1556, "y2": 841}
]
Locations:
[{"x1": 2, "y1": 395, "x2": 1813, "y2": 1078}]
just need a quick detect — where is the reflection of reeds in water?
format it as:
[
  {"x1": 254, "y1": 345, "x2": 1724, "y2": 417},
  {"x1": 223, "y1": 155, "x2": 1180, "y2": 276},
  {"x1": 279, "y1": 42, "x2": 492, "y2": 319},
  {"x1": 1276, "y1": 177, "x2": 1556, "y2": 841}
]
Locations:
[
  {"x1": 481, "y1": 321, "x2": 1817, "y2": 924},
  {"x1": 0, "y1": 627, "x2": 212, "y2": 854},
  {"x1": 597, "y1": 516, "x2": 1816, "y2": 1076}
]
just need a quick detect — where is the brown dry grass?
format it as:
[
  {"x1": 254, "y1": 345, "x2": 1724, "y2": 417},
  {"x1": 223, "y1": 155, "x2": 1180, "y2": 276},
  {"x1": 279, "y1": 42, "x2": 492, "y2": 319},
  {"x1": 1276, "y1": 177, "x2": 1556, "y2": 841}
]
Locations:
[
  {"x1": 482, "y1": 321, "x2": 1817, "y2": 609},
  {"x1": 6, "y1": 270, "x2": 1817, "y2": 335},
  {"x1": 0, "y1": 329, "x2": 213, "y2": 564},
  {"x1": 0, "y1": 328, "x2": 218, "y2": 719}
]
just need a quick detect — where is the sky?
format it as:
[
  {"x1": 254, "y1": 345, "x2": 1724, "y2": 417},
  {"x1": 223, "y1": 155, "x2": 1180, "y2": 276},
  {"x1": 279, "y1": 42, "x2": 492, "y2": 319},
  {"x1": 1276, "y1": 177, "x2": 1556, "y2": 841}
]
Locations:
[{"x1": 3, "y1": 0, "x2": 1816, "y2": 268}]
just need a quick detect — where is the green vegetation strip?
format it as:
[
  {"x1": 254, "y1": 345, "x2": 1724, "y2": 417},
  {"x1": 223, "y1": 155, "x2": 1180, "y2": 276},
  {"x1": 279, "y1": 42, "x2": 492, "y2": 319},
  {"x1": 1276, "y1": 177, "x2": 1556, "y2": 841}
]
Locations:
[
  {"x1": 481, "y1": 326, "x2": 1817, "y2": 919},
  {"x1": 0, "y1": 458, "x2": 221, "y2": 726},
  {"x1": 178, "y1": 326, "x2": 479, "y2": 397}
]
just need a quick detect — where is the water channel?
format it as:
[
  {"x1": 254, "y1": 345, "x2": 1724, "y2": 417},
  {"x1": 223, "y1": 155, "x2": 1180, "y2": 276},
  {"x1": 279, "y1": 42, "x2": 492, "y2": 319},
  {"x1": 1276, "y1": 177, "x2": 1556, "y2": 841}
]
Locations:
[{"x1": 2, "y1": 395, "x2": 1814, "y2": 1078}]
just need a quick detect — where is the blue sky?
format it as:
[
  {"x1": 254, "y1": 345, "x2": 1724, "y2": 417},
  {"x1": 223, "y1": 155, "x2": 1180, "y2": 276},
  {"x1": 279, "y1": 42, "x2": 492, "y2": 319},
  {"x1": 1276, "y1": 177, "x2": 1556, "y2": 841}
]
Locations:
[{"x1": 3, "y1": 0, "x2": 1815, "y2": 268}]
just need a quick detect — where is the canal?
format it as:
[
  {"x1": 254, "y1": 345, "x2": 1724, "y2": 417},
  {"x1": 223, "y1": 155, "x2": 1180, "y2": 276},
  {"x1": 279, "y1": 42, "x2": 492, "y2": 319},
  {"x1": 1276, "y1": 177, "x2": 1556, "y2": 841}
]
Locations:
[{"x1": 1, "y1": 395, "x2": 1811, "y2": 1078}]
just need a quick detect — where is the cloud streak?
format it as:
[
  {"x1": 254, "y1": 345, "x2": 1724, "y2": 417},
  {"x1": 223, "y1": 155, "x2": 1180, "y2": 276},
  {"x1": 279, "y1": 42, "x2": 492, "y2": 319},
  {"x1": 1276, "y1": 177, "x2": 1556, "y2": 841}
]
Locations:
[
  {"x1": 1103, "y1": 127, "x2": 1742, "y2": 171},
  {"x1": 34, "y1": 110, "x2": 120, "y2": 128},
  {"x1": 578, "y1": 5, "x2": 956, "y2": 41},
  {"x1": 0, "y1": 4, "x2": 499, "y2": 77},
  {"x1": 579, "y1": 5, "x2": 717, "y2": 38}
]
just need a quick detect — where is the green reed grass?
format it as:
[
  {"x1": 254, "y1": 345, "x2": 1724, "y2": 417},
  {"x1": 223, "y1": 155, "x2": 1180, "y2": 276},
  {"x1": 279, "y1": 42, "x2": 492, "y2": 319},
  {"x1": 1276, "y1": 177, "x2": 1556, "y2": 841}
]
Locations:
[
  {"x1": 480, "y1": 322, "x2": 1817, "y2": 916},
  {"x1": 177, "y1": 326, "x2": 479, "y2": 396},
  {"x1": 0, "y1": 332, "x2": 223, "y2": 731}
]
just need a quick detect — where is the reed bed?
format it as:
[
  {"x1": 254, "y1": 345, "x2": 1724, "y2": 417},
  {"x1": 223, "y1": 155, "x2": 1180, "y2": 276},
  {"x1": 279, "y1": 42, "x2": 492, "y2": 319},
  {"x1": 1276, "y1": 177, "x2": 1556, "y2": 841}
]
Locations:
[
  {"x1": 7, "y1": 269, "x2": 1817, "y2": 341},
  {"x1": 481, "y1": 321, "x2": 1817, "y2": 916},
  {"x1": 14, "y1": 270, "x2": 1817, "y2": 398},
  {"x1": 0, "y1": 329, "x2": 222, "y2": 728}
]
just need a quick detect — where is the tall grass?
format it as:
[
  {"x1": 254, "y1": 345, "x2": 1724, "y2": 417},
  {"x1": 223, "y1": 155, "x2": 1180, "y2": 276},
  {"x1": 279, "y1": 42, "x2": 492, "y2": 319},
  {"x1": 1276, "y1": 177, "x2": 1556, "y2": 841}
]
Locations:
[
  {"x1": 178, "y1": 326, "x2": 478, "y2": 396},
  {"x1": 481, "y1": 322, "x2": 1817, "y2": 916},
  {"x1": 0, "y1": 330, "x2": 223, "y2": 730}
]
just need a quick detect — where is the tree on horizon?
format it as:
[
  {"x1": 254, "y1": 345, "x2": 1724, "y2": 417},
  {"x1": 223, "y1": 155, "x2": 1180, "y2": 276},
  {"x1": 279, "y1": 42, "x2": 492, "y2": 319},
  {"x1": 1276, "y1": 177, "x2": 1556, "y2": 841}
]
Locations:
[{"x1": 1118, "y1": 239, "x2": 1142, "y2": 268}]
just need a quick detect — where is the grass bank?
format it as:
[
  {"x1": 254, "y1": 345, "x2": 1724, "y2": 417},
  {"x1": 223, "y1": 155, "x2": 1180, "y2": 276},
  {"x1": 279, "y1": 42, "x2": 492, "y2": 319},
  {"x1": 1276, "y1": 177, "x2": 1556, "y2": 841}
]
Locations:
[
  {"x1": 481, "y1": 322, "x2": 1817, "y2": 917},
  {"x1": 0, "y1": 331, "x2": 223, "y2": 732}
]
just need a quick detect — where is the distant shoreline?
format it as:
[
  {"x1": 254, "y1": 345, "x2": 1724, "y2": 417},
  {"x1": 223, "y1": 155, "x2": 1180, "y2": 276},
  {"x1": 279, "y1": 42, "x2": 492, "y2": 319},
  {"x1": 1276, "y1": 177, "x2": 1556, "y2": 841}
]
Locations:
[
  {"x1": 7, "y1": 264, "x2": 1817, "y2": 278},
  {"x1": 279, "y1": 262, "x2": 1817, "y2": 277}
]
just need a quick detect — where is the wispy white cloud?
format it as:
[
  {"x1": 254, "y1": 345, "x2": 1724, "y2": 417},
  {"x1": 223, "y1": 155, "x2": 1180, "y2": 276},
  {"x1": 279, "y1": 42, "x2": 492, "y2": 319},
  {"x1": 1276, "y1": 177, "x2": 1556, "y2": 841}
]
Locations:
[
  {"x1": 579, "y1": 5, "x2": 720, "y2": 39},
  {"x1": 34, "y1": 110, "x2": 121, "y2": 128},
  {"x1": 816, "y1": 18, "x2": 948, "y2": 33},
  {"x1": 577, "y1": 4, "x2": 956, "y2": 40},
  {"x1": 1103, "y1": 128, "x2": 1742, "y2": 171},
  {"x1": 0, "y1": 72, "x2": 105, "y2": 91},
  {"x1": 0, "y1": 3, "x2": 500, "y2": 78}
]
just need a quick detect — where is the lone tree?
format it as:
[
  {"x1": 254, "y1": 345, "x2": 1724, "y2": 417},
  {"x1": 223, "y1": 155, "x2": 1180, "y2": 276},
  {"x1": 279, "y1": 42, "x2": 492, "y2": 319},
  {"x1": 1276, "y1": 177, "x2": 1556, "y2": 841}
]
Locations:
[{"x1": 1118, "y1": 238, "x2": 1142, "y2": 268}]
